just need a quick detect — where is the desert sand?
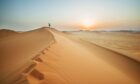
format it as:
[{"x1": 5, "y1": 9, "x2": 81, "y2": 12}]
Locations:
[
  {"x1": 0, "y1": 28, "x2": 140, "y2": 84},
  {"x1": 66, "y1": 31, "x2": 140, "y2": 62}
]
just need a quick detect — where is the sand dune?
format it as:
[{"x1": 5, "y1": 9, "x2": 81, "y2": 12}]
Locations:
[
  {"x1": 0, "y1": 28, "x2": 55, "y2": 84},
  {"x1": 0, "y1": 29, "x2": 19, "y2": 39},
  {"x1": 0, "y1": 28, "x2": 140, "y2": 84}
]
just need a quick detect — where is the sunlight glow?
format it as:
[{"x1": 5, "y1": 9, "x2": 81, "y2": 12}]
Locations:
[{"x1": 81, "y1": 18, "x2": 95, "y2": 29}]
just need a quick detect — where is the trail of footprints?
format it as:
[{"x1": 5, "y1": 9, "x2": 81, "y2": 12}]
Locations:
[{"x1": 16, "y1": 40, "x2": 56, "y2": 84}]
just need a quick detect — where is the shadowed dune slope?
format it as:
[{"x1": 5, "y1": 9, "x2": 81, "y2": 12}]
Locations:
[{"x1": 0, "y1": 28, "x2": 55, "y2": 84}]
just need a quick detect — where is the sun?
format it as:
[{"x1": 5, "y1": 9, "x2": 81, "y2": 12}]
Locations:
[{"x1": 81, "y1": 19, "x2": 95, "y2": 29}]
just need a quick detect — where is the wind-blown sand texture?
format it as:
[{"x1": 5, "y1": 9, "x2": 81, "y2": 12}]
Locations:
[{"x1": 0, "y1": 28, "x2": 140, "y2": 84}]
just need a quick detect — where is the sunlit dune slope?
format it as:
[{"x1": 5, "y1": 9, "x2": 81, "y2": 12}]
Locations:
[{"x1": 66, "y1": 31, "x2": 140, "y2": 62}]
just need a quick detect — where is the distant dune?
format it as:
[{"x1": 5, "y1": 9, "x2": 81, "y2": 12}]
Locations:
[
  {"x1": 66, "y1": 31, "x2": 140, "y2": 62},
  {"x1": 0, "y1": 28, "x2": 140, "y2": 84},
  {"x1": 0, "y1": 29, "x2": 19, "y2": 39}
]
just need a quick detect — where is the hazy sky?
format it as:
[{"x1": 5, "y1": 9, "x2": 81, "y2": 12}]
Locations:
[{"x1": 0, "y1": 0, "x2": 140, "y2": 31}]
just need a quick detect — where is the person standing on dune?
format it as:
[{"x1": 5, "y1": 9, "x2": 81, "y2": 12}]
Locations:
[{"x1": 48, "y1": 23, "x2": 51, "y2": 28}]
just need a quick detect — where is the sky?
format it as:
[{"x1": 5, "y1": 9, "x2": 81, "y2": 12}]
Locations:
[{"x1": 0, "y1": 0, "x2": 140, "y2": 31}]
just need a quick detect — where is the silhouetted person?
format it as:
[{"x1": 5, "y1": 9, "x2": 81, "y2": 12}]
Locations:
[{"x1": 48, "y1": 23, "x2": 51, "y2": 28}]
